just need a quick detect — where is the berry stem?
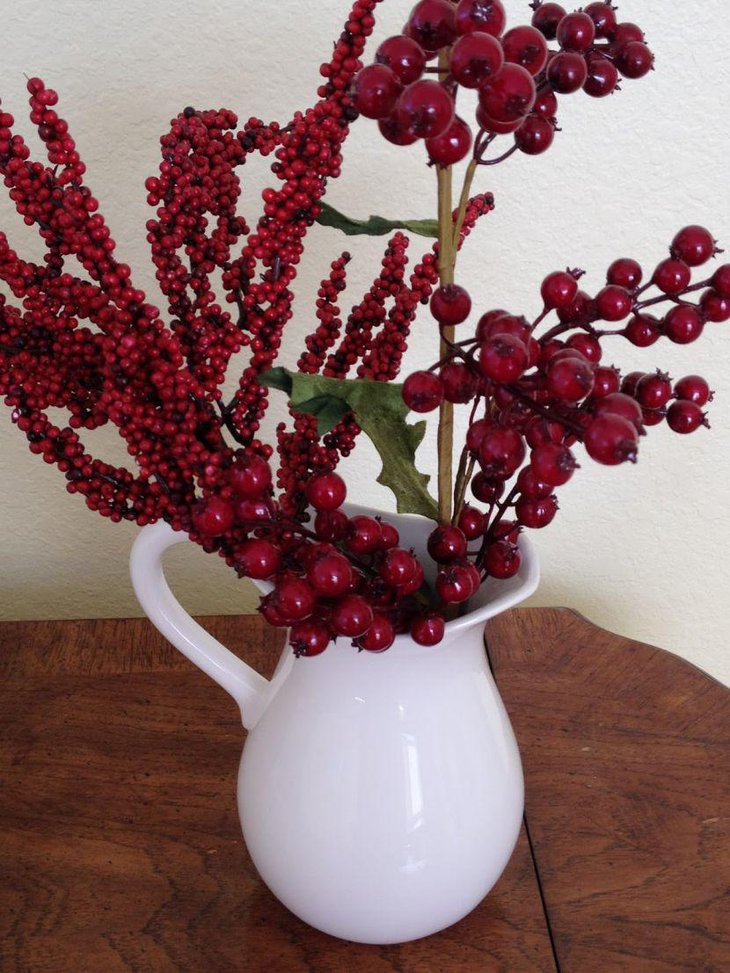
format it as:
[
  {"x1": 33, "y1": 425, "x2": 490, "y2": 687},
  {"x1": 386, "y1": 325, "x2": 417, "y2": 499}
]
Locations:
[
  {"x1": 436, "y1": 143, "x2": 455, "y2": 525},
  {"x1": 451, "y1": 158, "x2": 478, "y2": 252}
]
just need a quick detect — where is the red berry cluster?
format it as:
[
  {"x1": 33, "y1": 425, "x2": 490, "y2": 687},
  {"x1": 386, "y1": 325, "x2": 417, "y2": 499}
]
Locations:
[
  {"x1": 403, "y1": 224, "x2": 723, "y2": 584},
  {"x1": 353, "y1": 0, "x2": 653, "y2": 164}
]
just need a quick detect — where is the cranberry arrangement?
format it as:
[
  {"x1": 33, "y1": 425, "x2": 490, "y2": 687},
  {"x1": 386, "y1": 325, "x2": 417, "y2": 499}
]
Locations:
[{"x1": 0, "y1": 1, "x2": 725, "y2": 657}]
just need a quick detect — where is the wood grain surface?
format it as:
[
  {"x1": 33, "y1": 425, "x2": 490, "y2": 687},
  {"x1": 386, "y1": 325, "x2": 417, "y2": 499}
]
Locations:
[{"x1": 0, "y1": 608, "x2": 727, "y2": 972}]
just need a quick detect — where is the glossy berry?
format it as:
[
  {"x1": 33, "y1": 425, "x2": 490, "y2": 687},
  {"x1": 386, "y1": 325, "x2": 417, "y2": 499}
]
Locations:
[
  {"x1": 458, "y1": 504, "x2": 486, "y2": 540},
  {"x1": 611, "y1": 22, "x2": 645, "y2": 50},
  {"x1": 331, "y1": 595, "x2": 374, "y2": 638},
  {"x1": 307, "y1": 550, "x2": 353, "y2": 597},
  {"x1": 530, "y1": 443, "x2": 577, "y2": 487},
  {"x1": 671, "y1": 225, "x2": 716, "y2": 267},
  {"x1": 596, "y1": 285, "x2": 633, "y2": 321},
  {"x1": 711, "y1": 265, "x2": 730, "y2": 299},
  {"x1": 531, "y1": 2, "x2": 566, "y2": 40},
  {"x1": 426, "y1": 115, "x2": 473, "y2": 165},
  {"x1": 411, "y1": 611, "x2": 446, "y2": 646},
  {"x1": 346, "y1": 516, "x2": 383, "y2": 555},
  {"x1": 666, "y1": 400, "x2": 707, "y2": 435},
  {"x1": 289, "y1": 621, "x2": 331, "y2": 658},
  {"x1": 584, "y1": 414, "x2": 639, "y2": 465},
  {"x1": 238, "y1": 539, "x2": 282, "y2": 579},
  {"x1": 583, "y1": 53, "x2": 619, "y2": 98},
  {"x1": 314, "y1": 509, "x2": 349, "y2": 543},
  {"x1": 479, "y1": 333, "x2": 528, "y2": 383},
  {"x1": 515, "y1": 115, "x2": 554, "y2": 155},
  {"x1": 566, "y1": 333, "x2": 602, "y2": 362},
  {"x1": 406, "y1": 0, "x2": 458, "y2": 52},
  {"x1": 485, "y1": 539, "x2": 521, "y2": 579},
  {"x1": 475, "y1": 103, "x2": 524, "y2": 134},
  {"x1": 674, "y1": 375, "x2": 713, "y2": 407},
  {"x1": 607, "y1": 257, "x2": 643, "y2": 290},
  {"x1": 356, "y1": 614, "x2": 396, "y2": 652},
  {"x1": 501, "y1": 26, "x2": 549, "y2": 76},
  {"x1": 480, "y1": 64, "x2": 536, "y2": 122},
  {"x1": 471, "y1": 471, "x2": 505, "y2": 503},
  {"x1": 541, "y1": 270, "x2": 579, "y2": 309},
  {"x1": 378, "y1": 112, "x2": 420, "y2": 146},
  {"x1": 620, "y1": 371, "x2": 646, "y2": 397},
  {"x1": 534, "y1": 89, "x2": 559, "y2": 118},
  {"x1": 546, "y1": 355, "x2": 595, "y2": 402},
  {"x1": 436, "y1": 563, "x2": 475, "y2": 604},
  {"x1": 376, "y1": 34, "x2": 427, "y2": 85},
  {"x1": 556, "y1": 12, "x2": 596, "y2": 52},
  {"x1": 478, "y1": 426, "x2": 526, "y2": 478},
  {"x1": 664, "y1": 305, "x2": 704, "y2": 345},
  {"x1": 380, "y1": 547, "x2": 419, "y2": 587},
  {"x1": 398, "y1": 80, "x2": 455, "y2": 138},
  {"x1": 624, "y1": 313, "x2": 661, "y2": 347},
  {"x1": 306, "y1": 472, "x2": 347, "y2": 511},
  {"x1": 636, "y1": 372, "x2": 672, "y2": 410},
  {"x1": 441, "y1": 362, "x2": 479, "y2": 403},
  {"x1": 428, "y1": 524, "x2": 468, "y2": 561},
  {"x1": 354, "y1": 64, "x2": 402, "y2": 120},
  {"x1": 272, "y1": 577, "x2": 317, "y2": 623},
  {"x1": 700, "y1": 290, "x2": 730, "y2": 323},
  {"x1": 584, "y1": 2, "x2": 618, "y2": 39},
  {"x1": 517, "y1": 465, "x2": 553, "y2": 500},
  {"x1": 547, "y1": 52, "x2": 588, "y2": 94},
  {"x1": 515, "y1": 494, "x2": 558, "y2": 529},
  {"x1": 591, "y1": 365, "x2": 621, "y2": 399},
  {"x1": 455, "y1": 0, "x2": 506, "y2": 38},
  {"x1": 615, "y1": 42, "x2": 654, "y2": 80},
  {"x1": 431, "y1": 283, "x2": 472, "y2": 325},
  {"x1": 403, "y1": 370, "x2": 444, "y2": 412},
  {"x1": 449, "y1": 31, "x2": 504, "y2": 88},
  {"x1": 193, "y1": 497, "x2": 235, "y2": 537},
  {"x1": 235, "y1": 497, "x2": 275, "y2": 525},
  {"x1": 653, "y1": 258, "x2": 691, "y2": 295},
  {"x1": 593, "y1": 392, "x2": 644, "y2": 432}
]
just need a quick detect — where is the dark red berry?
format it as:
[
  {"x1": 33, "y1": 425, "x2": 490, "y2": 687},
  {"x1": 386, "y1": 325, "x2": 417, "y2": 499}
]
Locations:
[
  {"x1": 583, "y1": 52, "x2": 619, "y2": 98},
  {"x1": 307, "y1": 550, "x2": 354, "y2": 597},
  {"x1": 517, "y1": 465, "x2": 553, "y2": 499},
  {"x1": 546, "y1": 355, "x2": 595, "y2": 402},
  {"x1": 426, "y1": 115, "x2": 473, "y2": 165},
  {"x1": 376, "y1": 34, "x2": 427, "y2": 85},
  {"x1": 611, "y1": 22, "x2": 644, "y2": 50},
  {"x1": 430, "y1": 283, "x2": 472, "y2": 325},
  {"x1": 239, "y1": 539, "x2": 282, "y2": 580},
  {"x1": 475, "y1": 103, "x2": 524, "y2": 134},
  {"x1": 289, "y1": 621, "x2": 331, "y2": 658},
  {"x1": 379, "y1": 112, "x2": 420, "y2": 145},
  {"x1": 541, "y1": 270, "x2": 578, "y2": 309},
  {"x1": 479, "y1": 333, "x2": 528, "y2": 383},
  {"x1": 501, "y1": 25, "x2": 549, "y2": 76},
  {"x1": 332, "y1": 595, "x2": 374, "y2": 638},
  {"x1": 403, "y1": 370, "x2": 444, "y2": 412},
  {"x1": 479, "y1": 64, "x2": 536, "y2": 122},
  {"x1": 591, "y1": 365, "x2": 621, "y2": 399},
  {"x1": 671, "y1": 225, "x2": 716, "y2": 267},
  {"x1": 515, "y1": 494, "x2": 558, "y2": 528},
  {"x1": 653, "y1": 258, "x2": 691, "y2": 295},
  {"x1": 455, "y1": 0, "x2": 506, "y2": 37},
  {"x1": 441, "y1": 361, "x2": 479, "y2": 404},
  {"x1": 515, "y1": 115, "x2": 554, "y2": 155},
  {"x1": 584, "y1": 414, "x2": 639, "y2": 465},
  {"x1": 711, "y1": 265, "x2": 730, "y2": 299},
  {"x1": 356, "y1": 614, "x2": 396, "y2": 652},
  {"x1": 620, "y1": 371, "x2": 646, "y2": 397},
  {"x1": 346, "y1": 516, "x2": 383, "y2": 555},
  {"x1": 593, "y1": 392, "x2": 644, "y2": 432},
  {"x1": 193, "y1": 497, "x2": 235, "y2": 537},
  {"x1": 615, "y1": 41, "x2": 654, "y2": 80},
  {"x1": 436, "y1": 563, "x2": 475, "y2": 603},
  {"x1": 471, "y1": 471, "x2": 505, "y2": 503},
  {"x1": 530, "y1": 442, "x2": 577, "y2": 486},
  {"x1": 398, "y1": 79, "x2": 455, "y2": 138},
  {"x1": 700, "y1": 289, "x2": 730, "y2": 323},
  {"x1": 531, "y1": 2, "x2": 566, "y2": 40},
  {"x1": 534, "y1": 89, "x2": 559, "y2": 118},
  {"x1": 354, "y1": 64, "x2": 402, "y2": 120},
  {"x1": 380, "y1": 547, "x2": 419, "y2": 587},
  {"x1": 547, "y1": 51, "x2": 588, "y2": 94},
  {"x1": 458, "y1": 504, "x2": 486, "y2": 539},
  {"x1": 314, "y1": 509, "x2": 349, "y2": 542},
  {"x1": 566, "y1": 333, "x2": 602, "y2": 362},
  {"x1": 674, "y1": 375, "x2": 713, "y2": 407},
  {"x1": 663, "y1": 305, "x2": 704, "y2": 345},
  {"x1": 666, "y1": 400, "x2": 707, "y2": 435},
  {"x1": 272, "y1": 577, "x2": 317, "y2": 623},
  {"x1": 407, "y1": 0, "x2": 458, "y2": 52},
  {"x1": 478, "y1": 426, "x2": 526, "y2": 478},
  {"x1": 584, "y1": 2, "x2": 618, "y2": 39},
  {"x1": 449, "y1": 31, "x2": 504, "y2": 87},
  {"x1": 411, "y1": 611, "x2": 446, "y2": 646},
  {"x1": 556, "y1": 11, "x2": 596, "y2": 52},
  {"x1": 607, "y1": 257, "x2": 643, "y2": 290},
  {"x1": 624, "y1": 313, "x2": 661, "y2": 347},
  {"x1": 428, "y1": 524, "x2": 468, "y2": 561},
  {"x1": 229, "y1": 454, "x2": 272, "y2": 498},
  {"x1": 485, "y1": 539, "x2": 521, "y2": 579},
  {"x1": 596, "y1": 285, "x2": 633, "y2": 321},
  {"x1": 636, "y1": 372, "x2": 672, "y2": 410},
  {"x1": 306, "y1": 472, "x2": 347, "y2": 511}
]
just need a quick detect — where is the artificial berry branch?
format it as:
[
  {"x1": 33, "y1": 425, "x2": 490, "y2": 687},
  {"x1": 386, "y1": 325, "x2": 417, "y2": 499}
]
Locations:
[{"x1": 0, "y1": 0, "x2": 724, "y2": 659}]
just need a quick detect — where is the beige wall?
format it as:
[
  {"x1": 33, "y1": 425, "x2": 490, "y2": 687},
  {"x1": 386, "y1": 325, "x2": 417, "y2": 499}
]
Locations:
[{"x1": 1, "y1": 1, "x2": 729, "y2": 685}]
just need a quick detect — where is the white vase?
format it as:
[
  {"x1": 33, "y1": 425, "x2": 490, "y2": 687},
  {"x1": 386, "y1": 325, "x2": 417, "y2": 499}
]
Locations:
[{"x1": 130, "y1": 507, "x2": 539, "y2": 945}]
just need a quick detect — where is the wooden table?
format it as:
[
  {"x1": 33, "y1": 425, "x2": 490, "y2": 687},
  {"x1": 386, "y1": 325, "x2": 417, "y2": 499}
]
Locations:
[{"x1": 0, "y1": 608, "x2": 728, "y2": 972}]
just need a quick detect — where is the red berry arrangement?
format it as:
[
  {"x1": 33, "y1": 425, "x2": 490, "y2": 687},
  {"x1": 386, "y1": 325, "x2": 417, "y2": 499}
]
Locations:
[{"x1": 0, "y1": 2, "x2": 723, "y2": 658}]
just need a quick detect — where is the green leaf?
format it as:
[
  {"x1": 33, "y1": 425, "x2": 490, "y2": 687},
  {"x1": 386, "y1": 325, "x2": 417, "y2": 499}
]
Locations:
[
  {"x1": 315, "y1": 201, "x2": 439, "y2": 239},
  {"x1": 259, "y1": 368, "x2": 439, "y2": 521}
]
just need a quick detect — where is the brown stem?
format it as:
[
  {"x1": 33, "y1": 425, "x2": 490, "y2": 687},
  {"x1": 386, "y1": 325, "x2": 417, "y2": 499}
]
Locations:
[{"x1": 436, "y1": 162, "x2": 455, "y2": 525}]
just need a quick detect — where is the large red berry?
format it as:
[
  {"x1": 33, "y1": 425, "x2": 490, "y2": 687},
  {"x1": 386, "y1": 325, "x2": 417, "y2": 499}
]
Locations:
[
  {"x1": 426, "y1": 115, "x2": 473, "y2": 165},
  {"x1": 653, "y1": 258, "x2": 691, "y2": 295},
  {"x1": 666, "y1": 400, "x2": 707, "y2": 435},
  {"x1": 449, "y1": 31, "x2": 504, "y2": 88},
  {"x1": 541, "y1": 270, "x2": 579, "y2": 309},
  {"x1": 596, "y1": 285, "x2": 633, "y2": 321},
  {"x1": 436, "y1": 563, "x2": 476, "y2": 604},
  {"x1": 398, "y1": 79, "x2": 455, "y2": 138},
  {"x1": 546, "y1": 355, "x2": 595, "y2": 402},
  {"x1": 430, "y1": 283, "x2": 472, "y2": 325},
  {"x1": 478, "y1": 426, "x2": 526, "y2": 478},
  {"x1": 607, "y1": 257, "x2": 643, "y2": 290},
  {"x1": 583, "y1": 52, "x2": 619, "y2": 98},
  {"x1": 556, "y1": 11, "x2": 596, "y2": 52},
  {"x1": 485, "y1": 539, "x2": 521, "y2": 579},
  {"x1": 307, "y1": 550, "x2": 354, "y2": 597},
  {"x1": 534, "y1": 89, "x2": 559, "y2": 118},
  {"x1": 530, "y1": 443, "x2": 577, "y2": 487},
  {"x1": 501, "y1": 25, "x2": 549, "y2": 76},
  {"x1": 517, "y1": 465, "x2": 553, "y2": 500},
  {"x1": 636, "y1": 372, "x2": 672, "y2": 410},
  {"x1": 458, "y1": 504, "x2": 486, "y2": 540},
  {"x1": 378, "y1": 112, "x2": 420, "y2": 145},
  {"x1": 515, "y1": 494, "x2": 558, "y2": 529},
  {"x1": 356, "y1": 614, "x2": 396, "y2": 653},
  {"x1": 624, "y1": 313, "x2": 661, "y2": 347},
  {"x1": 428, "y1": 524, "x2": 468, "y2": 561},
  {"x1": 346, "y1": 516, "x2": 383, "y2": 555},
  {"x1": 584, "y1": 414, "x2": 639, "y2": 465},
  {"x1": 272, "y1": 577, "x2": 317, "y2": 623},
  {"x1": 411, "y1": 611, "x2": 446, "y2": 646},
  {"x1": 376, "y1": 34, "x2": 427, "y2": 85},
  {"x1": 480, "y1": 64, "x2": 536, "y2": 122},
  {"x1": 700, "y1": 289, "x2": 730, "y2": 323},
  {"x1": 455, "y1": 0, "x2": 506, "y2": 37},
  {"x1": 615, "y1": 41, "x2": 654, "y2": 80},
  {"x1": 584, "y1": 2, "x2": 618, "y2": 39},
  {"x1": 306, "y1": 472, "x2": 347, "y2": 511},
  {"x1": 193, "y1": 497, "x2": 235, "y2": 537},
  {"x1": 515, "y1": 115, "x2": 554, "y2": 155},
  {"x1": 332, "y1": 595, "x2": 374, "y2": 638},
  {"x1": 289, "y1": 621, "x2": 331, "y2": 658},
  {"x1": 663, "y1": 305, "x2": 704, "y2": 344},
  {"x1": 479, "y1": 333, "x2": 528, "y2": 383},
  {"x1": 354, "y1": 64, "x2": 402, "y2": 120},
  {"x1": 674, "y1": 375, "x2": 713, "y2": 407},
  {"x1": 380, "y1": 547, "x2": 419, "y2": 587},
  {"x1": 440, "y1": 361, "x2": 479, "y2": 404},
  {"x1": 611, "y1": 22, "x2": 645, "y2": 50},
  {"x1": 711, "y1": 265, "x2": 730, "y2": 299},
  {"x1": 229, "y1": 454, "x2": 272, "y2": 498},
  {"x1": 531, "y1": 2, "x2": 566, "y2": 40},
  {"x1": 591, "y1": 365, "x2": 621, "y2": 399},
  {"x1": 593, "y1": 392, "x2": 643, "y2": 432},
  {"x1": 238, "y1": 539, "x2": 282, "y2": 580},
  {"x1": 547, "y1": 51, "x2": 588, "y2": 93},
  {"x1": 406, "y1": 0, "x2": 458, "y2": 52},
  {"x1": 671, "y1": 225, "x2": 716, "y2": 267},
  {"x1": 403, "y1": 370, "x2": 444, "y2": 412}
]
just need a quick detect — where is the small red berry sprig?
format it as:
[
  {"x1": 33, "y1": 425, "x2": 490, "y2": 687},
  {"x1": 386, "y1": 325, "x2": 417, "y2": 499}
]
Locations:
[
  {"x1": 353, "y1": 1, "x2": 653, "y2": 165},
  {"x1": 401, "y1": 223, "x2": 724, "y2": 595}
]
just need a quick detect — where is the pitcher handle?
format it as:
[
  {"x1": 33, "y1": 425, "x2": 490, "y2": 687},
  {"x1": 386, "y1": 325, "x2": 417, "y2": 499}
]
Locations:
[{"x1": 130, "y1": 521, "x2": 271, "y2": 730}]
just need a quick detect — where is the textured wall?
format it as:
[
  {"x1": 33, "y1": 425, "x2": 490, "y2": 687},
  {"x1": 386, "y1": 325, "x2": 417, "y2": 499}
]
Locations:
[{"x1": 1, "y1": 1, "x2": 729, "y2": 684}]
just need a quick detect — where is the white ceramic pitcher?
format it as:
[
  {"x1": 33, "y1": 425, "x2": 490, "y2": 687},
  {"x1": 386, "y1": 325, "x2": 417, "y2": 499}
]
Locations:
[{"x1": 130, "y1": 508, "x2": 539, "y2": 944}]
